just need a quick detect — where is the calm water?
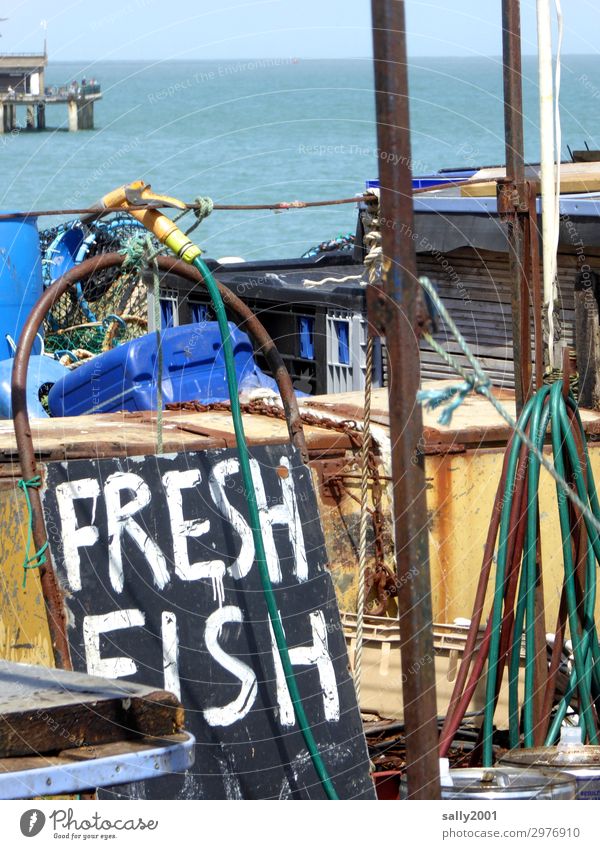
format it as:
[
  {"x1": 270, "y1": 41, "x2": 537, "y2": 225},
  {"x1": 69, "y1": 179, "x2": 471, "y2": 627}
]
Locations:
[{"x1": 2, "y1": 56, "x2": 600, "y2": 260}]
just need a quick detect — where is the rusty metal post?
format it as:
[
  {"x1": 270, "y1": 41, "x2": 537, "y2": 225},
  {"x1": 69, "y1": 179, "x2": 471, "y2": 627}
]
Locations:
[
  {"x1": 500, "y1": 0, "x2": 532, "y2": 411},
  {"x1": 370, "y1": 0, "x2": 441, "y2": 799}
]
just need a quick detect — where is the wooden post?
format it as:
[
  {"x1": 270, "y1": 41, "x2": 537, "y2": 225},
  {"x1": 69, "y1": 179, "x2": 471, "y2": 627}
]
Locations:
[
  {"x1": 574, "y1": 269, "x2": 600, "y2": 409},
  {"x1": 37, "y1": 102, "x2": 45, "y2": 130},
  {"x1": 67, "y1": 99, "x2": 78, "y2": 132},
  {"x1": 26, "y1": 104, "x2": 35, "y2": 129}
]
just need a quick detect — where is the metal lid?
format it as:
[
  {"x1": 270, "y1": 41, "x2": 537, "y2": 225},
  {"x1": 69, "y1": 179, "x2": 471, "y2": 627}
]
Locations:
[
  {"x1": 439, "y1": 767, "x2": 576, "y2": 797},
  {"x1": 499, "y1": 746, "x2": 600, "y2": 769}
]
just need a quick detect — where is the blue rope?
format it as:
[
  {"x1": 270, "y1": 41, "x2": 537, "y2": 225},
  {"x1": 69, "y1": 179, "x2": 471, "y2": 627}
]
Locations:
[
  {"x1": 417, "y1": 275, "x2": 491, "y2": 424},
  {"x1": 17, "y1": 476, "x2": 49, "y2": 588},
  {"x1": 417, "y1": 381, "x2": 478, "y2": 426}
]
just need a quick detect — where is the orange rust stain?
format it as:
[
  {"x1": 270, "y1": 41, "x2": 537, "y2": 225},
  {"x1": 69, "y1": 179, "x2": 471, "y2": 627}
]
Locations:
[{"x1": 433, "y1": 454, "x2": 453, "y2": 622}]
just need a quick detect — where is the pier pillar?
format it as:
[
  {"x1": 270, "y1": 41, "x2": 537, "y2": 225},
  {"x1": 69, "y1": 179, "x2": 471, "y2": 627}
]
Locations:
[
  {"x1": 0, "y1": 103, "x2": 4, "y2": 135},
  {"x1": 67, "y1": 99, "x2": 78, "y2": 132},
  {"x1": 37, "y1": 102, "x2": 45, "y2": 130},
  {"x1": 26, "y1": 104, "x2": 35, "y2": 130},
  {"x1": 77, "y1": 99, "x2": 94, "y2": 130}
]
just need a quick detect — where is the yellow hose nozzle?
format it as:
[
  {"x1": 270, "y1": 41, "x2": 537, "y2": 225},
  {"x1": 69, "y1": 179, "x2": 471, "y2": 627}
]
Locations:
[{"x1": 90, "y1": 181, "x2": 201, "y2": 264}]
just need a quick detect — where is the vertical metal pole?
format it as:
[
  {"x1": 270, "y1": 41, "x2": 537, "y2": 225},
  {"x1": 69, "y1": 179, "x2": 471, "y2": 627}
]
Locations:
[
  {"x1": 501, "y1": 0, "x2": 531, "y2": 411},
  {"x1": 371, "y1": 0, "x2": 441, "y2": 799}
]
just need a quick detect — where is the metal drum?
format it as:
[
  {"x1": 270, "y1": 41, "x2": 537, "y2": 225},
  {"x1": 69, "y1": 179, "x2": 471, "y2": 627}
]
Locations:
[
  {"x1": 499, "y1": 746, "x2": 600, "y2": 800},
  {"x1": 0, "y1": 213, "x2": 43, "y2": 359},
  {"x1": 401, "y1": 767, "x2": 576, "y2": 800}
]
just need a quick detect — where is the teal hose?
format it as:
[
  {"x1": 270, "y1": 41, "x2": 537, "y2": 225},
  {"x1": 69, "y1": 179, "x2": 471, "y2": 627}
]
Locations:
[
  {"x1": 549, "y1": 382, "x2": 598, "y2": 743},
  {"x1": 191, "y1": 256, "x2": 339, "y2": 799}
]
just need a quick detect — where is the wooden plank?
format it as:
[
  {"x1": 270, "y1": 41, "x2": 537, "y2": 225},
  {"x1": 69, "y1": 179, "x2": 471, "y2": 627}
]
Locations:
[
  {"x1": 0, "y1": 661, "x2": 183, "y2": 758},
  {"x1": 457, "y1": 162, "x2": 600, "y2": 197}
]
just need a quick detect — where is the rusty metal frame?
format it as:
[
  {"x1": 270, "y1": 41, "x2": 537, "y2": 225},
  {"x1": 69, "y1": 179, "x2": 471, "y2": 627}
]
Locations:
[{"x1": 370, "y1": 0, "x2": 441, "y2": 799}]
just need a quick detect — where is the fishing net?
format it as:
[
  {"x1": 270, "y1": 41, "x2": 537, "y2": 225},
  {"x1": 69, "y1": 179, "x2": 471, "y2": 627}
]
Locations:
[
  {"x1": 39, "y1": 215, "x2": 156, "y2": 360},
  {"x1": 302, "y1": 232, "x2": 355, "y2": 258}
]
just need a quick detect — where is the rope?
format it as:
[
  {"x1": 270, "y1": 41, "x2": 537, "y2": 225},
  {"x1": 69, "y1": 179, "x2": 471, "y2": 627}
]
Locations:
[
  {"x1": 354, "y1": 335, "x2": 374, "y2": 705},
  {"x1": 353, "y1": 190, "x2": 381, "y2": 704},
  {"x1": 302, "y1": 274, "x2": 364, "y2": 288},
  {"x1": 417, "y1": 273, "x2": 600, "y2": 546},
  {"x1": 17, "y1": 477, "x2": 48, "y2": 588},
  {"x1": 183, "y1": 195, "x2": 214, "y2": 238},
  {"x1": 119, "y1": 234, "x2": 165, "y2": 452},
  {"x1": 148, "y1": 236, "x2": 164, "y2": 455}
]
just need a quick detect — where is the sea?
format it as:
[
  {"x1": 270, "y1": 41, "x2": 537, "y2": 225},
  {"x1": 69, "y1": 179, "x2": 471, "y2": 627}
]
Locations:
[{"x1": 2, "y1": 55, "x2": 600, "y2": 261}]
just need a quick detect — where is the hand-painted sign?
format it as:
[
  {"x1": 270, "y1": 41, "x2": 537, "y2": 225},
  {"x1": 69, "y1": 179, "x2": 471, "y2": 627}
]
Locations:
[{"x1": 42, "y1": 444, "x2": 374, "y2": 799}]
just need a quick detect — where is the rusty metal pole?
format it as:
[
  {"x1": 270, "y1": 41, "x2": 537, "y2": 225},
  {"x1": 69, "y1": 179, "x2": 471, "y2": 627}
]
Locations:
[
  {"x1": 501, "y1": 0, "x2": 532, "y2": 411},
  {"x1": 370, "y1": 0, "x2": 441, "y2": 799}
]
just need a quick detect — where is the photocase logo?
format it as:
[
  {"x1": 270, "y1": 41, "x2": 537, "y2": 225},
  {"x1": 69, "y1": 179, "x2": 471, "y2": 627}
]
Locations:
[{"x1": 19, "y1": 809, "x2": 46, "y2": 837}]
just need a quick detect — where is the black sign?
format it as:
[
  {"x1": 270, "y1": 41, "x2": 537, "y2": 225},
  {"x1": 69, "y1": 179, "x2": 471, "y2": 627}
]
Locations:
[{"x1": 42, "y1": 444, "x2": 374, "y2": 799}]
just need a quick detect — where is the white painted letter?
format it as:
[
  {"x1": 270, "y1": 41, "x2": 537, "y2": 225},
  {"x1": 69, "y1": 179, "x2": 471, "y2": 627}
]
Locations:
[
  {"x1": 256, "y1": 455, "x2": 308, "y2": 583},
  {"x1": 83, "y1": 609, "x2": 145, "y2": 678},
  {"x1": 203, "y1": 605, "x2": 257, "y2": 727},
  {"x1": 208, "y1": 458, "x2": 254, "y2": 580},
  {"x1": 271, "y1": 609, "x2": 339, "y2": 725},
  {"x1": 162, "y1": 468, "x2": 226, "y2": 604},
  {"x1": 161, "y1": 611, "x2": 181, "y2": 700},
  {"x1": 209, "y1": 455, "x2": 308, "y2": 584},
  {"x1": 104, "y1": 471, "x2": 169, "y2": 592},
  {"x1": 55, "y1": 478, "x2": 101, "y2": 591}
]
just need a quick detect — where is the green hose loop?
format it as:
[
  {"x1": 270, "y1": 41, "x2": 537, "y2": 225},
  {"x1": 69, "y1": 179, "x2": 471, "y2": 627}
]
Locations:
[
  {"x1": 485, "y1": 382, "x2": 600, "y2": 759},
  {"x1": 190, "y1": 256, "x2": 339, "y2": 799}
]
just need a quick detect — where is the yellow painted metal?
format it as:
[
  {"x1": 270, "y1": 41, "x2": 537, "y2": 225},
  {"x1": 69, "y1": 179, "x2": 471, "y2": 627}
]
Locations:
[
  {"x1": 426, "y1": 446, "x2": 600, "y2": 627},
  {"x1": 321, "y1": 443, "x2": 600, "y2": 630},
  {"x1": 0, "y1": 485, "x2": 53, "y2": 666}
]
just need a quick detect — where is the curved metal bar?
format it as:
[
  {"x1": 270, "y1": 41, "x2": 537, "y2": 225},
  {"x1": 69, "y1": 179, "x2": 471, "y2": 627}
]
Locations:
[{"x1": 11, "y1": 253, "x2": 307, "y2": 669}]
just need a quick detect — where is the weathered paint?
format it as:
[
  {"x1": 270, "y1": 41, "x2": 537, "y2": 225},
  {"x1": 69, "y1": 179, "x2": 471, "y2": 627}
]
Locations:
[
  {"x1": 0, "y1": 486, "x2": 53, "y2": 666},
  {"x1": 320, "y1": 444, "x2": 600, "y2": 630},
  {"x1": 426, "y1": 446, "x2": 600, "y2": 627}
]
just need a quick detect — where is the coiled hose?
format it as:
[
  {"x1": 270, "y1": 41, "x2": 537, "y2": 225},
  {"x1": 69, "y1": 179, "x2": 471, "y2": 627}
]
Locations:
[{"x1": 440, "y1": 380, "x2": 600, "y2": 766}]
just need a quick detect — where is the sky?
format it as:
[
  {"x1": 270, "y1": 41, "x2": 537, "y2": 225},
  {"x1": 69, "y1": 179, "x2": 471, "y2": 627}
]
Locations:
[{"x1": 0, "y1": 0, "x2": 598, "y2": 61}]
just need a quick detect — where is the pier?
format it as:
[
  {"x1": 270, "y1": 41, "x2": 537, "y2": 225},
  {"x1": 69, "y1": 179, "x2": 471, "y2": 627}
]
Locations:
[{"x1": 0, "y1": 52, "x2": 101, "y2": 133}]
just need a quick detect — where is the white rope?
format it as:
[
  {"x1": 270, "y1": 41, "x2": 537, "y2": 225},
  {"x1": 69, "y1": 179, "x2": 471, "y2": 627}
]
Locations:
[
  {"x1": 302, "y1": 274, "x2": 364, "y2": 288},
  {"x1": 353, "y1": 192, "x2": 381, "y2": 705},
  {"x1": 354, "y1": 336, "x2": 373, "y2": 705}
]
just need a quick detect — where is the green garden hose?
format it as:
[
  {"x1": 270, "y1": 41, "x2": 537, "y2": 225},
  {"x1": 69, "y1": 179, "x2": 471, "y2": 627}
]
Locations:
[
  {"x1": 481, "y1": 382, "x2": 600, "y2": 764},
  {"x1": 191, "y1": 255, "x2": 339, "y2": 798}
]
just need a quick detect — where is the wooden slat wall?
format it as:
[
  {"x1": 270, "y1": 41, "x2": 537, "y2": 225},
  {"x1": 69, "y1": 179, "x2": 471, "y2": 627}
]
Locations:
[{"x1": 415, "y1": 248, "x2": 587, "y2": 388}]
